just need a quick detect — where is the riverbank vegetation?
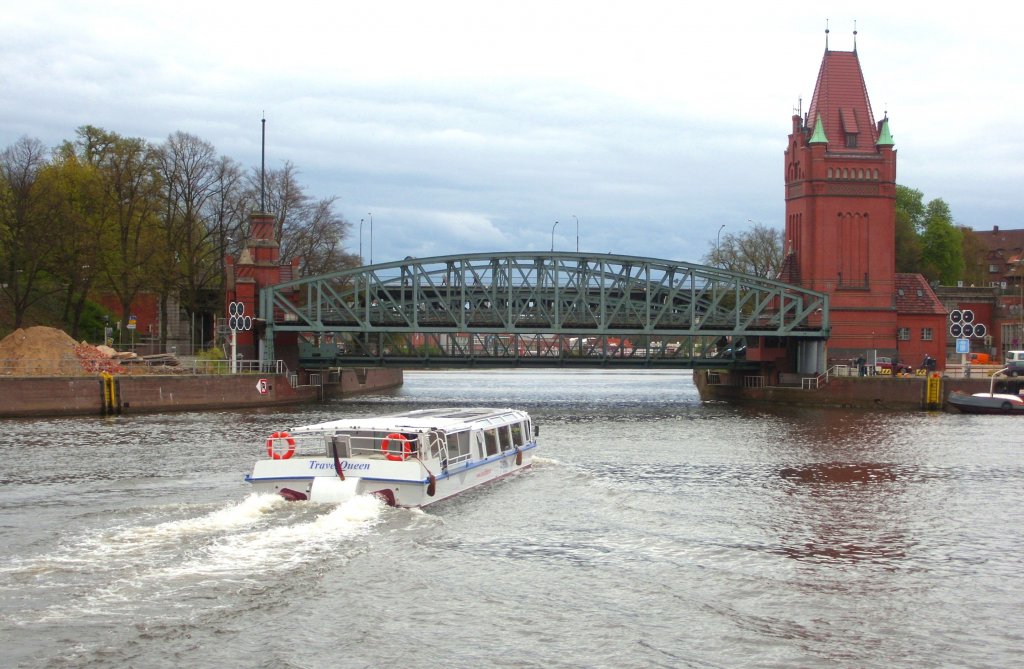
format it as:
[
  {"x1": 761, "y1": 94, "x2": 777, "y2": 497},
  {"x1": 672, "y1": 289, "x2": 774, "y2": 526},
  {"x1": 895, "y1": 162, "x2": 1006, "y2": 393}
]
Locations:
[{"x1": 0, "y1": 127, "x2": 359, "y2": 342}]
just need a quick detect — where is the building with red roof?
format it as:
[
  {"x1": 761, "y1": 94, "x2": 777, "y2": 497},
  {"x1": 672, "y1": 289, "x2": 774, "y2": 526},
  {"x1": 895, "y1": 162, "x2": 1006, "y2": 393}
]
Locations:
[{"x1": 779, "y1": 39, "x2": 947, "y2": 369}]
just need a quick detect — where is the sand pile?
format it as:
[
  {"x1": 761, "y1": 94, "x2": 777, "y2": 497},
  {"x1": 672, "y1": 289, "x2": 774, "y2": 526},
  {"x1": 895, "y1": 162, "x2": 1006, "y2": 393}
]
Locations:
[{"x1": 0, "y1": 326, "x2": 126, "y2": 376}]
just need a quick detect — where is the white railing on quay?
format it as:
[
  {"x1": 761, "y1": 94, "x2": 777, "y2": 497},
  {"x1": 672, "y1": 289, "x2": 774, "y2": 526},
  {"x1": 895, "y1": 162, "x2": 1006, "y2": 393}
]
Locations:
[
  {"x1": 802, "y1": 364, "x2": 850, "y2": 390},
  {"x1": 0, "y1": 357, "x2": 288, "y2": 377}
]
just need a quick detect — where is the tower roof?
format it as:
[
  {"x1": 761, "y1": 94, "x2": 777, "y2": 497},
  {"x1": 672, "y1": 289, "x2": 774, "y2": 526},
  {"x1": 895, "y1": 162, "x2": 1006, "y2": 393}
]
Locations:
[{"x1": 806, "y1": 49, "x2": 878, "y2": 152}]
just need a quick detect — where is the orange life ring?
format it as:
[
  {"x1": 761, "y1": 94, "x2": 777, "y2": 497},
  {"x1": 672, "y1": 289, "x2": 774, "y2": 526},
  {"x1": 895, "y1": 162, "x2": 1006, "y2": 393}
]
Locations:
[
  {"x1": 381, "y1": 432, "x2": 411, "y2": 461},
  {"x1": 266, "y1": 431, "x2": 296, "y2": 460}
]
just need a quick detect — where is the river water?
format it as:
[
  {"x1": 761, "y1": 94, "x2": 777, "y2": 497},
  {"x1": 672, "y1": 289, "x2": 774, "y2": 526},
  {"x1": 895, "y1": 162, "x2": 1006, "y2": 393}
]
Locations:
[{"x1": 0, "y1": 370, "x2": 1021, "y2": 668}]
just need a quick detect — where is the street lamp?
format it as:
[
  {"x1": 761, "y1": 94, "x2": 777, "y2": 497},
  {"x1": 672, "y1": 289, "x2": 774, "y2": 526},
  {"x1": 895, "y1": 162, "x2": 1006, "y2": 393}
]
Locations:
[
  {"x1": 551, "y1": 220, "x2": 559, "y2": 252},
  {"x1": 359, "y1": 218, "x2": 364, "y2": 262},
  {"x1": 572, "y1": 214, "x2": 579, "y2": 253},
  {"x1": 717, "y1": 224, "x2": 725, "y2": 259},
  {"x1": 368, "y1": 212, "x2": 373, "y2": 264}
]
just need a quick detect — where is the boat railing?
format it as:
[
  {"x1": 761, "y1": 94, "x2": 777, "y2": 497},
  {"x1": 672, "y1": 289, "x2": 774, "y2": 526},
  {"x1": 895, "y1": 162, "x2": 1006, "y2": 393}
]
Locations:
[{"x1": 268, "y1": 428, "x2": 511, "y2": 468}]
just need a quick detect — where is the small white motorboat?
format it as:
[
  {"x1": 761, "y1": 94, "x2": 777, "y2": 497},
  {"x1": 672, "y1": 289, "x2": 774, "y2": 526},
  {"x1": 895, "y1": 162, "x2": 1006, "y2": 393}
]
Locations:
[
  {"x1": 247, "y1": 407, "x2": 538, "y2": 507},
  {"x1": 947, "y1": 391, "x2": 1024, "y2": 414},
  {"x1": 947, "y1": 367, "x2": 1024, "y2": 414}
]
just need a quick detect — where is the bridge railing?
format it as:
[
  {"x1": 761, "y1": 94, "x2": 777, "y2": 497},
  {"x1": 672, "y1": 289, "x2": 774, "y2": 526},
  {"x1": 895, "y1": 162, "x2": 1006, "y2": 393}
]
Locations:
[{"x1": 259, "y1": 252, "x2": 829, "y2": 366}]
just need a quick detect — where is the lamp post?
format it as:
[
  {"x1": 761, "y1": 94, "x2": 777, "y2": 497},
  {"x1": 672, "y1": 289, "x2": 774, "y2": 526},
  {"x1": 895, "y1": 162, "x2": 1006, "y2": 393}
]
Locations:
[
  {"x1": 573, "y1": 214, "x2": 579, "y2": 253},
  {"x1": 551, "y1": 220, "x2": 559, "y2": 252},
  {"x1": 368, "y1": 212, "x2": 373, "y2": 264},
  {"x1": 717, "y1": 224, "x2": 725, "y2": 262},
  {"x1": 359, "y1": 218, "x2": 364, "y2": 263}
]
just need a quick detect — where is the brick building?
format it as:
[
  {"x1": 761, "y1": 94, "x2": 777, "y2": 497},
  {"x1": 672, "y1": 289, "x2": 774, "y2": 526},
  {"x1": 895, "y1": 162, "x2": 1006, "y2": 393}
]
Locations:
[
  {"x1": 779, "y1": 40, "x2": 947, "y2": 369},
  {"x1": 224, "y1": 212, "x2": 300, "y2": 363}
]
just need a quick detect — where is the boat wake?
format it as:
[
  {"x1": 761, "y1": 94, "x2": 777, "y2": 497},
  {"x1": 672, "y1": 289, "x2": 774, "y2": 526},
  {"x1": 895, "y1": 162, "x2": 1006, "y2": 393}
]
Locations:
[{"x1": 0, "y1": 493, "x2": 388, "y2": 624}]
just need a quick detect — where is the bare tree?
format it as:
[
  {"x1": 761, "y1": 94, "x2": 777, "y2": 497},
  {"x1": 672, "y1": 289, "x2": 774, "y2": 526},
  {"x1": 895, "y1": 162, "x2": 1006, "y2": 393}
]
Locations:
[
  {"x1": 0, "y1": 137, "x2": 60, "y2": 328},
  {"x1": 253, "y1": 161, "x2": 356, "y2": 276},
  {"x1": 703, "y1": 222, "x2": 784, "y2": 278},
  {"x1": 155, "y1": 131, "x2": 224, "y2": 349},
  {"x1": 206, "y1": 155, "x2": 248, "y2": 286}
]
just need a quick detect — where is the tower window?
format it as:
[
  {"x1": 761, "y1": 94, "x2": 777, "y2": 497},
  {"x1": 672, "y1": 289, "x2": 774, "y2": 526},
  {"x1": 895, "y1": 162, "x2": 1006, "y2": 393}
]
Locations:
[{"x1": 846, "y1": 133, "x2": 858, "y2": 148}]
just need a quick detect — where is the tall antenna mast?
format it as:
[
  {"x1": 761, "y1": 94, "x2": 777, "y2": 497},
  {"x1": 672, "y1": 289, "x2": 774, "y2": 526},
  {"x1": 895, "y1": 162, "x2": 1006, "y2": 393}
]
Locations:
[{"x1": 260, "y1": 114, "x2": 266, "y2": 213}]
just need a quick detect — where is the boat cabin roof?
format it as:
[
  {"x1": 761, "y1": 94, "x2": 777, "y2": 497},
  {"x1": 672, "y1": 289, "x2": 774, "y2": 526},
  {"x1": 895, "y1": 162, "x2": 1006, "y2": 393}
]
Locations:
[{"x1": 289, "y1": 407, "x2": 530, "y2": 435}]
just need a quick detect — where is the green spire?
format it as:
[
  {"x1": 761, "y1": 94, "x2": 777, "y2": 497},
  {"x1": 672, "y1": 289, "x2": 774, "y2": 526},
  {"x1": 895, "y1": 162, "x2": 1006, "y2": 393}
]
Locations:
[
  {"x1": 876, "y1": 117, "x2": 894, "y2": 146},
  {"x1": 808, "y1": 114, "x2": 829, "y2": 144}
]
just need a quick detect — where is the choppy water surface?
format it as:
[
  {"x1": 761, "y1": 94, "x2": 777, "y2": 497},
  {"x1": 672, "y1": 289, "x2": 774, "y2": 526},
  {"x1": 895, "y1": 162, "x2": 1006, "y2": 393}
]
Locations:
[{"x1": 1, "y1": 370, "x2": 1022, "y2": 668}]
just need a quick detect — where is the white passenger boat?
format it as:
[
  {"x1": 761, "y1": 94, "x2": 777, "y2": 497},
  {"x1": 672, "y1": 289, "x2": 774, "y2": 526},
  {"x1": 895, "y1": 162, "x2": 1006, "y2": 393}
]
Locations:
[{"x1": 247, "y1": 407, "x2": 538, "y2": 507}]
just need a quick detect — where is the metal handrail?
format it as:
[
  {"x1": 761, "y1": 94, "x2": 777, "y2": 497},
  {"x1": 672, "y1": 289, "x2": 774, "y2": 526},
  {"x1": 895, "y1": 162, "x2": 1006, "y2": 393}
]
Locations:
[{"x1": 801, "y1": 364, "x2": 849, "y2": 389}]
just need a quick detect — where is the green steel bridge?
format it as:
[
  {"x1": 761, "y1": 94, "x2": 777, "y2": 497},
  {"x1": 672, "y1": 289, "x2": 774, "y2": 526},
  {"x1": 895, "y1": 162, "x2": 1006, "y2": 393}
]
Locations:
[{"x1": 259, "y1": 252, "x2": 829, "y2": 369}]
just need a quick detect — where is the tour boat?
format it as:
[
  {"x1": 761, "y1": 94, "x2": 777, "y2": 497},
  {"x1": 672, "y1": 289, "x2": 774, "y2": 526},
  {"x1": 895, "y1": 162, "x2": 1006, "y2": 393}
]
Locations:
[{"x1": 247, "y1": 407, "x2": 538, "y2": 507}]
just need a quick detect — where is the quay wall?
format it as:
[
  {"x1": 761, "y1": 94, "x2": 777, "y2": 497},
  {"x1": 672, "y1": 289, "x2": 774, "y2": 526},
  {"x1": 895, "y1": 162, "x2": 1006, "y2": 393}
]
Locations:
[
  {"x1": 694, "y1": 370, "x2": 1019, "y2": 411},
  {"x1": 0, "y1": 368, "x2": 403, "y2": 419}
]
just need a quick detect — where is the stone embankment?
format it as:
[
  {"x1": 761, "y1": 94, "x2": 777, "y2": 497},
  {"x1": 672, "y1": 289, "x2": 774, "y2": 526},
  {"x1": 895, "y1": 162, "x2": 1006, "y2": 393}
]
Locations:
[
  {"x1": 694, "y1": 368, "x2": 1022, "y2": 411},
  {"x1": 0, "y1": 327, "x2": 402, "y2": 418}
]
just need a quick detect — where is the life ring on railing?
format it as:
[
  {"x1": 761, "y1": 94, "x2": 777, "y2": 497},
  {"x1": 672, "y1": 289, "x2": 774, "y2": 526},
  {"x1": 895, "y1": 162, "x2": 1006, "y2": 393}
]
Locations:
[
  {"x1": 266, "y1": 431, "x2": 296, "y2": 460},
  {"x1": 381, "y1": 432, "x2": 411, "y2": 461}
]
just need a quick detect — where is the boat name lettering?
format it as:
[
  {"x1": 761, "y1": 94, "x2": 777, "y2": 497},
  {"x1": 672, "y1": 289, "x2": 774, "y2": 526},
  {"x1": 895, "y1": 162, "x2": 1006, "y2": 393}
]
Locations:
[{"x1": 308, "y1": 461, "x2": 371, "y2": 471}]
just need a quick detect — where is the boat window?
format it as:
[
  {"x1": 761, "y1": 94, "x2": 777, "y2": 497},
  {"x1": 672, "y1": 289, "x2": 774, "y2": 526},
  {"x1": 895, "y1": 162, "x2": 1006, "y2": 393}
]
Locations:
[
  {"x1": 447, "y1": 431, "x2": 469, "y2": 460},
  {"x1": 484, "y1": 429, "x2": 499, "y2": 456},
  {"x1": 510, "y1": 421, "x2": 524, "y2": 446},
  {"x1": 499, "y1": 425, "x2": 513, "y2": 450}
]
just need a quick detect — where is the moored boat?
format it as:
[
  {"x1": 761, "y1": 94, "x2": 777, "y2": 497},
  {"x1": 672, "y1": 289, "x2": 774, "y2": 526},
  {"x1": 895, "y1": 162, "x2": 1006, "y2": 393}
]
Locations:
[
  {"x1": 947, "y1": 391, "x2": 1024, "y2": 414},
  {"x1": 247, "y1": 407, "x2": 538, "y2": 507},
  {"x1": 947, "y1": 367, "x2": 1024, "y2": 414}
]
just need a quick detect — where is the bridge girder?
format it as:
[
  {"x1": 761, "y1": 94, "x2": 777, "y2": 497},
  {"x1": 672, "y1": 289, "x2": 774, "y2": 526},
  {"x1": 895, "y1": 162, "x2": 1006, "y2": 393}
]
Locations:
[{"x1": 259, "y1": 252, "x2": 828, "y2": 367}]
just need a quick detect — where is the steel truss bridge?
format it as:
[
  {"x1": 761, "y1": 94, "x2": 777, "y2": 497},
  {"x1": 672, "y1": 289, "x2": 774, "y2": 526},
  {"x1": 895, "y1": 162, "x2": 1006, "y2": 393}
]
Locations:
[{"x1": 259, "y1": 252, "x2": 829, "y2": 368}]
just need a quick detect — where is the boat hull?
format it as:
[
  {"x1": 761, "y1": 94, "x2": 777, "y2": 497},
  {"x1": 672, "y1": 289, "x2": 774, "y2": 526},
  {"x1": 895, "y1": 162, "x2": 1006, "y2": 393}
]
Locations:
[
  {"x1": 948, "y1": 392, "x2": 1024, "y2": 414},
  {"x1": 247, "y1": 442, "x2": 537, "y2": 507}
]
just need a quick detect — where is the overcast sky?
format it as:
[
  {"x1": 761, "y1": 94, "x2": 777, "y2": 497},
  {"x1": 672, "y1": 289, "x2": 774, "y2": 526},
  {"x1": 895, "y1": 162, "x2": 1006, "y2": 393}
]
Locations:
[{"x1": 2, "y1": 1, "x2": 1020, "y2": 265}]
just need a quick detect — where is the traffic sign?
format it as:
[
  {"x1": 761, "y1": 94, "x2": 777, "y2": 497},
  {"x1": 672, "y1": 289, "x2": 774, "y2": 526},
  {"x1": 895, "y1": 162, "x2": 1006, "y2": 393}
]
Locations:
[
  {"x1": 227, "y1": 302, "x2": 252, "y2": 331},
  {"x1": 256, "y1": 378, "x2": 269, "y2": 395},
  {"x1": 956, "y1": 338, "x2": 970, "y2": 354}
]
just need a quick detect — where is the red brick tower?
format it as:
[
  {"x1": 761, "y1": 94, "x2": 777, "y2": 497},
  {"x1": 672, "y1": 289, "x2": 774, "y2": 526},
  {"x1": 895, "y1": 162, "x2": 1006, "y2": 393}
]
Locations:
[
  {"x1": 225, "y1": 213, "x2": 300, "y2": 361},
  {"x1": 780, "y1": 44, "x2": 900, "y2": 360}
]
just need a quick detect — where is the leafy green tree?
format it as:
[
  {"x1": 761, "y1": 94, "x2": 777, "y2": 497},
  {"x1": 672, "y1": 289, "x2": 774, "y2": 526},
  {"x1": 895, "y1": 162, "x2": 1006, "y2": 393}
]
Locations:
[
  {"x1": 894, "y1": 185, "x2": 924, "y2": 273},
  {"x1": 959, "y1": 226, "x2": 988, "y2": 287},
  {"x1": 42, "y1": 144, "x2": 108, "y2": 338},
  {"x1": 920, "y1": 198, "x2": 963, "y2": 285},
  {"x1": 894, "y1": 185, "x2": 965, "y2": 284},
  {"x1": 73, "y1": 126, "x2": 164, "y2": 334}
]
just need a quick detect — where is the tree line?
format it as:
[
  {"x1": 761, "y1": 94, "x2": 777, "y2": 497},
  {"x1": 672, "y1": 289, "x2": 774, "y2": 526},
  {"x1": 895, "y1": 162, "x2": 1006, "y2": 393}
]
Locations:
[
  {"x1": 0, "y1": 126, "x2": 358, "y2": 345},
  {"x1": 704, "y1": 185, "x2": 979, "y2": 283}
]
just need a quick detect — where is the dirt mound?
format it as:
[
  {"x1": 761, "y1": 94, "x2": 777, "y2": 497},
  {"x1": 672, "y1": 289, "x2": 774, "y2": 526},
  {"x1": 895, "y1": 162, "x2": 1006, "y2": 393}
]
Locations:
[{"x1": 0, "y1": 326, "x2": 126, "y2": 376}]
